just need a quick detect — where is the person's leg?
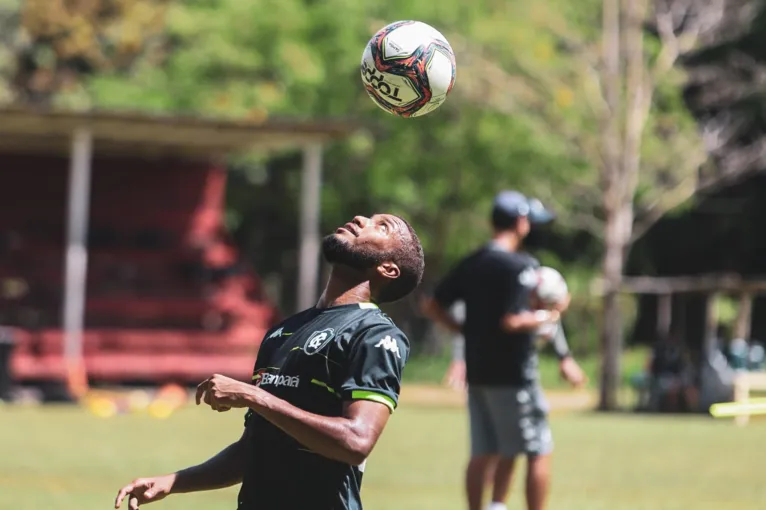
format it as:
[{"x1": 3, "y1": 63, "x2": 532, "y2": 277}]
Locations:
[
  {"x1": 487, "y1": 384, "x2": 554, "y2": 510},
  {"x1": 467, "y1": 455, "x2": 496, "y2": 510},
  {"x1": 490, "y1": 456, "x2": 516, "y2": 506},
  {"x1": 481, "y1": 386, "x2": 526, "y2": 510},
  {"x1": 467, "y1": 386, "x2": 498, "y2": 510},
  {"x1": 523, "y1": 385, "x2": 555, "y2": 510},
  {"x1": 525, "y1": 453, "x2": 551, "y2": 510},
  {"x1": 665, "y1": 378, "x2": 680, "y2": 412}
]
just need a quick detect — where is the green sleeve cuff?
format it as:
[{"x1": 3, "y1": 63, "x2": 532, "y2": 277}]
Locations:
[{"x1": 350, "y1": 390, "x2": 397, "y2": 413}]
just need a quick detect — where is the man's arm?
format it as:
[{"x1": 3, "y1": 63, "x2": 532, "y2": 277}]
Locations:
[
  {"x1": 501, "y1": 309, "x2": 560, "y2": 333},
  {"x1": 114, "y1": 428, "x2": 249, "y2": 508},
  {"x1": 422, "y1": 259, "x2": 466, "y2": 334},
  {"x1": 548, "y1": 321, "x2": 572, "y2": 360},
  {"x1": 196, "y1": 377, "x2": 393, "y2": 467},
  {"x1": 197, "y1": 324, "x2": 408, "y2": 467},
  {"x1": 247, "y1": 390, "x2": 389, "y2": 466},
  {"x1": 172, "y1": 428, "x2": 250, "y2": 492},
  {"x1": 545, "y1": 323, "x2": 587, "y2": 387},
  {"x1": 421, "y1": 296, "x2": 462, "y2": 334}
]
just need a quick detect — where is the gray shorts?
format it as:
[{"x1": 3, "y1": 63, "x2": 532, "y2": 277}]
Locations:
[{"x1": 468, "y1": 384, "x2": 553, "y2": 458}]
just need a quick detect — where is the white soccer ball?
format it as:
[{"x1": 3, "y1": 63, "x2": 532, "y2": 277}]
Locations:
[
  {"x1": 361, "y1": 20, "x2": 456, "y2": 118},
  {"x1": 535, "y1": 266, "x2": 569, "y2": 306}
]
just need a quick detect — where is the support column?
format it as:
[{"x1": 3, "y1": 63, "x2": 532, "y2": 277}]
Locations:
[
  {"x1": 657, "y1": 293, "x2": 672, "y2": 340},
  {"x1": 296, "y1": 143, "x2": 323, "y2": 312},
  {"x1": 703, "y1": 293, "x2": 719, "y2": 356},
  {"x1": 734, "y1": 292, "x2": 754, "y2": 340},
  {"x1": 63, "y1": 129, "x2": 93, "y2": 398}
]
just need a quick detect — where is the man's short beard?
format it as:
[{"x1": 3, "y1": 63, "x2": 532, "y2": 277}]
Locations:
[{"x1": 321, "y1": 234, "x2": 387, "y2": 272}]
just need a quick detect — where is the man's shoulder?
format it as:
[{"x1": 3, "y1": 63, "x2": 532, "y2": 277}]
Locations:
[
  {"x1": 263, "y1": 308, "x2": 315, "y2": 339},
  {"x1": 483, "y1": 248, "x2": 536, "y2": 271},
  {"x1": 517, "y1": 251, "x2": 540, "y2": 267},
  {"x1": 340, "y1": 308, "x2": 407, "y2": 346},
  {"x1": 352, "y1": 308, "x2": 402, "y2": 332}
]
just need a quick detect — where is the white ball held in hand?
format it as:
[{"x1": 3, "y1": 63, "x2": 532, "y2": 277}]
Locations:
[{"x1": 535, "y1": 266, "x2": 568, "y2": 306}]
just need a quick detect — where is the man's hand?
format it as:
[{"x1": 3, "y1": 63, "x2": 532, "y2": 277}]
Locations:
[
  {"x1": 196, "y1": 374, "x2": 254, "y2": 412},
  {"x1": 559, "y1": 357, "x2": 587, "y2": 388},
  {"x1": 115, "y1": 474, "x2": 176, "y2": 510},
  {"x1": 554, "y1": 293, "x2": 571, "y2": 314},
  {"x1": 443, "y1": 360, "x2": 467, "y2": 391}
]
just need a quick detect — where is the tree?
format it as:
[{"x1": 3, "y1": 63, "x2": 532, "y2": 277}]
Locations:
[
  {"x1": 445, "y1": 0, "x2": 764, "y2": 409},
  {"x1": 595, "y1": 0, "x2": 757, "y2": 410},
  {"x1": 4, "y1": 0, "x2": 753, "y2": 361},
  {"x1": 0, "y1": 0, "x2": 169, "y2": 105}
]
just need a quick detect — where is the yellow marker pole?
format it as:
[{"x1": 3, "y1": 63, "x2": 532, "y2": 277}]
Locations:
[{"x1": 710, "y1": 398, "x2": 766, "y2": 418}]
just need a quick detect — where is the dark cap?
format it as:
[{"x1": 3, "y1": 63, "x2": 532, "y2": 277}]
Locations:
[{"x1": 492, "y1": 191, "x2": 555, "y2": 225}]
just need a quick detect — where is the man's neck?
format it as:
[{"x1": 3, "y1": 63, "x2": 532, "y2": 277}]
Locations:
[
  {"x1": 492, "y1": 231, "x2": 521, "y2": 252},
  {"x1": 315, "y1": 266, "x2": 373, "y2": 309}
]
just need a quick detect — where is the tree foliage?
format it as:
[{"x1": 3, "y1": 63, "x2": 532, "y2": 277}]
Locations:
[{"x1": 3, "y1": 0, "x2": 761, "y2": 370}]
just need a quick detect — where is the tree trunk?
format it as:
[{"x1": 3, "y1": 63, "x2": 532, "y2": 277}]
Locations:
[{"x1": 598, "y1": 204, "x2": 632, "y2": 410}]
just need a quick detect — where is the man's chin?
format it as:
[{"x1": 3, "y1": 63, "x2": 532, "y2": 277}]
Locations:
[{"x1": 321, "y1": 234, "x2": 378, "y2": 272}]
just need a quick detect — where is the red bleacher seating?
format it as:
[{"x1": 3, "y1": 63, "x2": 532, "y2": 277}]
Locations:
[{"x1": 3, "y1": 156, "x2": 280, "y2": 387}]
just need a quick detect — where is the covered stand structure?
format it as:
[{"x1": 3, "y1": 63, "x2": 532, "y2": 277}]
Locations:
[
  {"x1": 622, "y1": 274, "x2": 766, "y2": 425},
  {"x1": 0, "y1": 108, "x2": 356, "y2": 397}
]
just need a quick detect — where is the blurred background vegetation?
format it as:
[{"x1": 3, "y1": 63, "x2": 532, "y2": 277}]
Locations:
[{"x1": 2, "y1": 0, "x2": 766, "y2": 390}]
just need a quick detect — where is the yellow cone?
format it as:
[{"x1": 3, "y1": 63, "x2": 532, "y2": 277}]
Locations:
[
  {"x1": 128, "y1": 390, "x2": 152, "y2": 413},
  {"x1": 148, "y1": 399, "x2": 174, "y2": 420},
  {"x1": 88, "y1": 397, "x2": 118, "y2": 418}
]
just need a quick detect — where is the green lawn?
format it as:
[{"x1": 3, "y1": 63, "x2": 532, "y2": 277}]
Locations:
[
  {"x1": 404, "y1": 347, "x2": 650, "y2": 390},
  {"x1": 2, "y1": 399, "x2": 764, "y2": 510}
]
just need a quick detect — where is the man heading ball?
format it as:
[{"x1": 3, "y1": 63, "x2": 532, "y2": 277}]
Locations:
[{"x1": 114, "y1": 214, "x2": 424, "y2": 510}]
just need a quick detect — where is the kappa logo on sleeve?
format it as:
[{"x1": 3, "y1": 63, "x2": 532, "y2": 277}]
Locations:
[{"x1": 374, "y1": 335, "x2": 401, "y2": 359}]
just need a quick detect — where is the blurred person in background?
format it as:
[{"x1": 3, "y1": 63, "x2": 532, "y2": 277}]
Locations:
[
  {"x1": 114, "y1": 213, "x2": 425, "y2": 510},
  {"x1": 442, "y1": 305, "x2": 582, "y2": 392},
  {"x1": 646, "y1": 331, "x2": 698, "y2": 412},
  {"x1": 422, "y1": 191, "x2": 585, "y2": 510}
]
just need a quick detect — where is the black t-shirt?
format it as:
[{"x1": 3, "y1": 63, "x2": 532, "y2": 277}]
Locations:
[
  {"x1": 238, "y1": 303, "x2": 409, "y2": 510},
  {"x1": 433, "y1": 244, "x2": 540, "y2": 386}
]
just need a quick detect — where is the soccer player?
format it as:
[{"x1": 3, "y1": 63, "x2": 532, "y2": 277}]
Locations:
[
  {"x1": 114, "y1": 214, "x2": 424, "y2": 510},
  {"x1": 421, "y1": 191, "x2": 585, "y2": 510}
]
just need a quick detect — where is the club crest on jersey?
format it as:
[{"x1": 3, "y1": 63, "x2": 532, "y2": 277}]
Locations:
[{"x1": 304, "y1": 328, "x2": 336, "y2": 355}]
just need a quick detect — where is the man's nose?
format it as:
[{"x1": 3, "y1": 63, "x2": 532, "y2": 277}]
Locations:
[{"x1": 353, "y1": 216, "x2": 370, "y2": 228}]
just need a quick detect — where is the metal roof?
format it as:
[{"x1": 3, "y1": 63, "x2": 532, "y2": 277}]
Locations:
[{"x1": 0, "y1": 107, "x2": 360, "y2": 158}]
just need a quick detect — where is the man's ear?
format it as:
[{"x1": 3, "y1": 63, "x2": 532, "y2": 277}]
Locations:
[{"x1": 376, "y1": 261, "x2": 400, "y2": 281}]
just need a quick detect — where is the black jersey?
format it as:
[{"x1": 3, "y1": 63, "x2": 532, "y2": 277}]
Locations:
[
  {"x1": 237, "y1": 303, "x2": 410, "y2": 510},
  {"x1": 433, "y1": 244, "x2": 540, "y2": 386}
]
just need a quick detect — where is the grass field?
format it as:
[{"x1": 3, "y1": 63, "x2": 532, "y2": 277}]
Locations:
[
  {"x1": 3, "y1": 390, "x2": 765, "y2": 510},
  {"x1": 404, "y1": 347, "x2": 650, "y2": 391}
]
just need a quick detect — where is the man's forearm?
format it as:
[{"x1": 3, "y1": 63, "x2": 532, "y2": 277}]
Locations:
[
  {"x1": 421, "y1": 298, "x2": 462, "y2": 334},
  {"x1": 246, "y1": 388, "x2": 372, "y2": 466},
  {"x1": 172, "y1": 438, "x2": 247, "y2": 494},
  {"x1": 452, "y1": 336, "x2": 464, "y2": 362},
  {"x1": 502, "y1": 310, "x2": 559, "y2": 333},
  {"x1": 550, "y1": 322, "x2": 572, "y2": 360}
]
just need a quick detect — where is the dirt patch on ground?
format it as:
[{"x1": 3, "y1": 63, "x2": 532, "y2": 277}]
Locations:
[{"x1": 400, "y1": 384, "x2": 595, "y2": 412}]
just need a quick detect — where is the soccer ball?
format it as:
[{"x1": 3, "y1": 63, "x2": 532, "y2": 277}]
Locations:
[
  {"x1": 535, "y1": 267, "x2": 569, "y2": 306},
  {"x1": 361, "y1": 20, "x2": 456, "y2": 117}
]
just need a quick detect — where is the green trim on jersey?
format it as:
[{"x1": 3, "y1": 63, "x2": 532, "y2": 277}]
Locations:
[
  {"x1": 358, "y1": 302, "x2": 379, "y2": 309},
  {"x1": 352, "y1": 390, "x2": 396, "y2": 413},
  {"x1": 311, "y1": 379, "x2": 340, "y2": 397}
]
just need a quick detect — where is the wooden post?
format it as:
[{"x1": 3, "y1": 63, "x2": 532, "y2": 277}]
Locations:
[
  {"x1": 703, "y1": 293, "x2": 718, "y2": 356},
  {"x1": 657, "y1": 293, "x2": 672, "y2": 340},
  {"x1": 733, "y1": 292, "x2": 754, "y2": 426},
  {"x1": 296, "y1": 143, "x2": 323, "y2": 312},
  {"x1": 734, "y1": 292, "x2": 753, "y2": 340},
  {"x1": 63, "y1": 128, "x2": 93, "y2": 400}
]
